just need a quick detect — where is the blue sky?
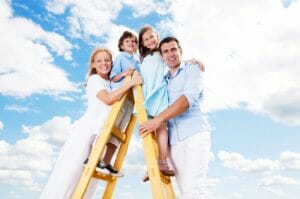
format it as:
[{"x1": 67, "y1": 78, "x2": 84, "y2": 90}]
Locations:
[{"x1": 0, "y1": 0, "x2": 300, "y2": 198}]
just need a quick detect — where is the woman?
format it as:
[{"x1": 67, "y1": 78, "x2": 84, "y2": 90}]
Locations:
[{"x1": 40, "y1": 47, "x2": 142, "y2": 199}]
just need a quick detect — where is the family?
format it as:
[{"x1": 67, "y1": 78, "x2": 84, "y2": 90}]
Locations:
[{"x1": 40, "y1": 25, "x2": 211, "y2": 199}]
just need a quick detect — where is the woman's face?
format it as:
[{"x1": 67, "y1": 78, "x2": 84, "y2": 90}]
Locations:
[
  {"x1": 142, "y1": 29, "x2": 159, "y2": 50},
  {"x1": 92, "y1": 51, "x2": 112, "y2": 76}
]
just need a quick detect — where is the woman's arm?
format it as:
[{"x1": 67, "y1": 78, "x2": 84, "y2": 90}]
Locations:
[{"x1": 97, "y1": 73, "x2": 142, "y2": 105}]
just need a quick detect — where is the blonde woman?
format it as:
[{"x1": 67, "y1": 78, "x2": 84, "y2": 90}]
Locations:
[{"x1": 41, "y1": 48, "x2": 142, "y2": 199}]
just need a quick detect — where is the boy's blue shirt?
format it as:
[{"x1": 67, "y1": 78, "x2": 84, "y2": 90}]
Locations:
[{"x1": 110, "y1": 52, "x2": 140, "y2": 89}]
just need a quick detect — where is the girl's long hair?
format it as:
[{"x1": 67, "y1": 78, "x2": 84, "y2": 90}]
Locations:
[{"x1": 138, "y1": 25, "x2": 160, "y2": 60}]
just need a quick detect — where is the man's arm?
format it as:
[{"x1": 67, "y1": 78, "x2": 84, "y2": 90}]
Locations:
[
  {"x1": 139, "y1": 95, "x2": 189, "y2": 137},
  {"x1": 139, "y1": 63, "x2": 204, "y2": 137}
]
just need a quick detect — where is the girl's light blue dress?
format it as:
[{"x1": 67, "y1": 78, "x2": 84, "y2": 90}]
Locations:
[{"x1": 140, "y1": 52, "x2": 168, "y2": 116}]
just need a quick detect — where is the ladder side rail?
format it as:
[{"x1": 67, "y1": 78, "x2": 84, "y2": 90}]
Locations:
[
  {"x1": 71, "y1": 91, "x2": 130, "y2": 199},
  {"x1": 132, "y1": 84, "x2": 170, "y2": 199},
  {"x1": 102, "y1": 115, "x2": 137, "y2": 199}
]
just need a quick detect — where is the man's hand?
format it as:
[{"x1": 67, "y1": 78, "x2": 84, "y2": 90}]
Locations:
[
  {"x1": 185, "y1": 59, "x2": 205, "y2": 72},
  {"x1": 139, "y1": 117, "x2": 163, "y2": 138}
]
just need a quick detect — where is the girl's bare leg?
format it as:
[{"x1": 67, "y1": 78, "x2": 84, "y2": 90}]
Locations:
[{"x1": 157, "y1": 122, "x2": 168, "y2": 160}]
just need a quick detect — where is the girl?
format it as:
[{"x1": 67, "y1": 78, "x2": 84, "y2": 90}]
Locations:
[
  {"x1": 138, "y1": 25, "x2": 205, "y2": 181},
  {"x1": 138, "y1": 26, "x2": 175, "y2": 179},
  {"x1": 40, "y1": 47, "x2": 142, "y2": 199}
]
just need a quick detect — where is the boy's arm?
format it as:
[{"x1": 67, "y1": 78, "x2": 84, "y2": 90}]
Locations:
[{"x1": 111, "y1": 68, "x2": 135, "y2": 82}]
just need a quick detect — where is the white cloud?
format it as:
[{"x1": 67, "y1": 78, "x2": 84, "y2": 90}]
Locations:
[
  {"x1": 46, "y1": 0, "x2": 122, "y2": 39},
  {"x1": 0, "y1": 170, "x2": 41, "y2": 191},
  {"x1": 121, "y1": 0, "x2": 171, "y2": 17},
  {"x1": 263, "y1": 88, "x2": 300, "y2": 126},
  {"x1": 258, "y1": 175, "x2": 300, "y2": 186},
  {"x1": 4, "y1": 104, "x2": 38, "y2": 113},
  {"x1": 218, "y1": 150, "x2": 300, "y2": 174},
  {"x1": 158, "y1": 0, "x2": 300, "y2": 126},
  {"x1": 0, "y1": 116, "x2": 73, "y2": 192},
  {"x1": 0, "y1": 0, "x2": 77, "y2": 98},
  {"x1": 22, "y1": 116, "x2": 72, "y2": 145},
  {"x1": 205, "y1": 178, "x2": 221, "y2": 187},
  {"x1": 45, "y1": 0, "x2": 171, "y2": 40},
  {"x1": 280, "y1": 151, "x2": 300, "y2": 170},
  {"x1": 263, "y1": 187, "x2": 285, "y2": 196},
  {"x1": 218, "y1": 151, "x2": 280, "y2": 172},
  {"x1": 0, "y1": 121, "x2": 3, "y2": 131},
  {"x1": 0, "y1": 0, "x2": 11, "y2": 18}
]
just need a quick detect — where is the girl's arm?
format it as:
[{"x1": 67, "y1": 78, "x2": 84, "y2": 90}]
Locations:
[{"x1": 97, "y1": 73, "x2": 142, "y2": 105}]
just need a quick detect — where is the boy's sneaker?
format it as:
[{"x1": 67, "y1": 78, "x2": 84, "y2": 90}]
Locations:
[
  {"x1": 105, "y1": 164, "x2": 124, "y2": 177},
  {"x1": 96, "y1": 162, "x2": 124, "y2": 177},
  {"x1": 95, "y1": 162, "x2": 111, "y2": 175}
]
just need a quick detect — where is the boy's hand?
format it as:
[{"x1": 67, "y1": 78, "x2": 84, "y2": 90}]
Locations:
[{"x1": 122, "y1": 68, "x2": 134, "y2": 77}]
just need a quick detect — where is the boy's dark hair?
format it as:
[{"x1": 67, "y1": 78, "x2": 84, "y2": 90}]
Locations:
[
  {"x1": 118, "y1": 31, "x2": 138, "y2": 51},
  {"x1": 158, "y1": 37, "x2": 181, "y2": 54}
]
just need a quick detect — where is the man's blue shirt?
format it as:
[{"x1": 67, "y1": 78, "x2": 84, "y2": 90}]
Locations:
[{"x1": 165, "y1": 62, "x2": 210, "y2": 145}]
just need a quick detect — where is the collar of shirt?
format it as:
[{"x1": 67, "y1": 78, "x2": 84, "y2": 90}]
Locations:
[
  {"x1": 120, "y1": 51, "x2": 134, "y2": 59},
  {"x1": 164, "y1": 61, "x2": 186, "y2": 80}
]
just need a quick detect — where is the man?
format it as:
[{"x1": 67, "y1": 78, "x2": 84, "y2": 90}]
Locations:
[{"x1": 139, "y1": 37, "x2": 211, "y2": 199}]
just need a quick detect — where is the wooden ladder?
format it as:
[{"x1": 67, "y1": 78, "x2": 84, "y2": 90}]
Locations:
[{"x1": 71, "y1": 76, "x2": 176, "y2": 199}]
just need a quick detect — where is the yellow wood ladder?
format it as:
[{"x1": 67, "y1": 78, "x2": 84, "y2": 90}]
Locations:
[{"x1": 71, "y1": 76, "x2": 175, "y2": 199}]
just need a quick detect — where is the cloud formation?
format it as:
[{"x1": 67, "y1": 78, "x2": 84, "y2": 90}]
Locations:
[
  {"x1": 0, "y1": 116, "x2": 72, "y2": 191},
  {"x1": 0, "y1": 0, "x2": 77, "y2": 98},
  {"x1": 218, "y1": 150, "x2": 300, "y2": 172},
  {"x1": 158, "y1": 0, "x2": 300, "y2": 126}
]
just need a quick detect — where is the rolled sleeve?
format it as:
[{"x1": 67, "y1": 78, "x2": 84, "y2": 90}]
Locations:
[
  {"x1": 182, "y1": 64, "x2": 204, "y2": 107},
  {"x1": 110, "y1": 56, "x2": 122, "y2": 79}
]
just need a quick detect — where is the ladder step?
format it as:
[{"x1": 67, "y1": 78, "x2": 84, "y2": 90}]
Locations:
[
  {"x1": 111, "y1": 127, "x2": 126, "y2": 143},
  {"x1": 92, "y1": 172, "x2": 116, "y2": 181}
]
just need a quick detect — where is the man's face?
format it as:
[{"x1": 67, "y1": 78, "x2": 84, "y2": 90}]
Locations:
[{"x1": 160, "y1": 41, "x2": 182, "y2": 70}]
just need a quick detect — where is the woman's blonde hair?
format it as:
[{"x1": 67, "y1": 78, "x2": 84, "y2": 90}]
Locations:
[{"x1": 86, "y1": 47, "x2": 113, "y2": 78}]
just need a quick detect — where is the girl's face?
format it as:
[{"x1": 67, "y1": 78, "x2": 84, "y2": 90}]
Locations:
[
  {"x1": 142, "y1": 29, "x2": 159, "y2": 50},
  {"x1": 92, "y1": 51, "x2": 112, "y2": 76},
  {"x1": 121, "y1": 37, "x2": 137, "y2": 54}
]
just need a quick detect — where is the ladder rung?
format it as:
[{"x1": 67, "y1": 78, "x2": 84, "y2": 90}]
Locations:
[
  {"x1": 160, "y1": 174, "x2": 172, "y2": 184},
  {"x1": 92, "y1": 172, "x2": 116, "y2": 181},
  {"x1": 111, "y1": 127, "x2": 126, "y2": 143}
]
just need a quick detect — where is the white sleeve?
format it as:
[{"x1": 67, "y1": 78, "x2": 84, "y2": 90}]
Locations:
[{"x1": 86, "y1": 75, "x2": 107, "y2": 98}]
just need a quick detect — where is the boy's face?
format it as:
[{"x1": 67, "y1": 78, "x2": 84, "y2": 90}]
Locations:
[{"x1": 121, "y1": 37, "x2": 137, "y2": 54}]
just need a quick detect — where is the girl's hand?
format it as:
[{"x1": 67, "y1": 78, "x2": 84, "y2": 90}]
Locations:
[{"x1": 186, "y1": 59, "x2": 205, "y2": 72}]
